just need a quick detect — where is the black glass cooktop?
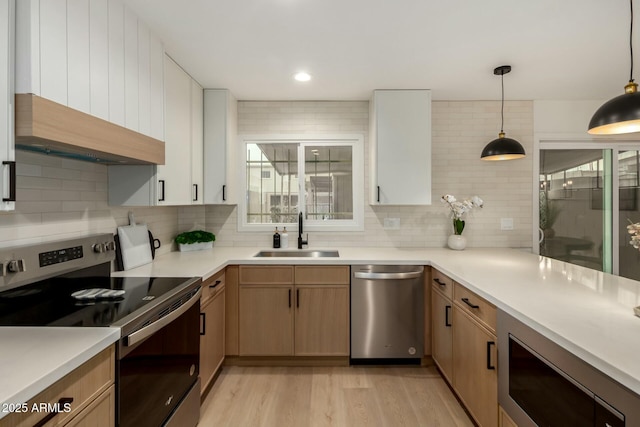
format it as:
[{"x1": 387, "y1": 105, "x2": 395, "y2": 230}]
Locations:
[{"x1": 0, "y1": 268, "x2": 195, "y2": 327}]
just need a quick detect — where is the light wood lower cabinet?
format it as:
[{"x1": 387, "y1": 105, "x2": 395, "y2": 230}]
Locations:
[
  {"x1": 237, "y1": 265, "x2": 350, "y2": 357},
  {"x1": 431, "y1": 269, "x2": 499, "y2": 427},
  {"x1": 431, "y1": 287, "x2": 453, "y2": 383},
  {"x1": 294, "y1": 285, "x2": 349, "y2": 356},
  {"x1": 452, "y1": 305, "x2": 498, "y2": 427},
  {"x1": 499, "y1": 405, "x2": 518, "y2": 427},
  {"x1": 200, "y1": 271, "x2": 226, "y2": 395},
  {"x1": 239, "y1": 285, "x2": 294, "y2": 356},
  {"x1": 2, "y1": 346, "x2": 115, "y2": 427}
]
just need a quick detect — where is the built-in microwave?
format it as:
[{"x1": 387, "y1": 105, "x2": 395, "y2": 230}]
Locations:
[{"x1": 497, "y1": 310, "x2": 640, "y2": 426}]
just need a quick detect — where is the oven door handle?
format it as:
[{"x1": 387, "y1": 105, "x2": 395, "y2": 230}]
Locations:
[{"x1": 125, "y1": 288, "x2": 202, "y2": 347}]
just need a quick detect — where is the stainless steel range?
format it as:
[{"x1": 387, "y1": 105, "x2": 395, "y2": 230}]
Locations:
[{"x1": 0, "y1": 234, "x2": 202, "y2": 427}]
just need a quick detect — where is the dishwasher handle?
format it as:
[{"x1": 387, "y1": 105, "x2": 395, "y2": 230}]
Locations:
[{"x1": 354, "y1": 269, "x2": 423, "y2": 280}]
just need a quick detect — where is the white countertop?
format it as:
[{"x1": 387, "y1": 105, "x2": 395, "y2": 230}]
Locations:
[
  {"x1": 0, "y1": 327, "x2": 119, "y2": 419},
  {"x1": 114, "y1": 245, "x2": 640, "y2": 396},
  {"x1": 4, "y1": 245, "x2": 640, "y2": 415}
]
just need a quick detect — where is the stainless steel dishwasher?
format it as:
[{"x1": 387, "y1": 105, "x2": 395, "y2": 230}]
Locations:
[{"x1": 350, "y1": 265, "x2": 424, "y2": 363}]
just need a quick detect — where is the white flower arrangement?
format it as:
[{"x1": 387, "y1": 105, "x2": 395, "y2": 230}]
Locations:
[
  {"x1": 441, "y1": 194, "x2": 484, "y2": 235},
  {"x1": 627, "y1": 221, "x2": 640, "y2": 250}
]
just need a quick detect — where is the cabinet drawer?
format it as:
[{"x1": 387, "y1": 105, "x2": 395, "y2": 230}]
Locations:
[
  {"x1": 239, "y1": 266, "x2": 294, "y2": 285},
  {"x1": 453, "y1": 282, "x2": 496, "y2": 333},
  {"x1": 202, "y1": 270, "x2": 225, "y2": 304},
  {"x1": 3, "y1": 346, "x2": 115, "y2": 427},
  {"x1": 432, "y1": 269, "x2": 454, "y2": 299},
  {"x1": 294, "y1": 266, "x2": 350, "y2": 285}
]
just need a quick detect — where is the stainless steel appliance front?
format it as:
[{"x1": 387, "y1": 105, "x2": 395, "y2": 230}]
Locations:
[
  {"x1": 498, "y1": 309, "x2": 640, "y2": 426},
  {"x1": 350, "y1": 265, "x2": 424, "y2": 361}
]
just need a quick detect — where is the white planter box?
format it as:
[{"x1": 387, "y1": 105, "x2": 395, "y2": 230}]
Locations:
[{"x1": 178, "y1": 241, "x2": 213, "y2": 252}]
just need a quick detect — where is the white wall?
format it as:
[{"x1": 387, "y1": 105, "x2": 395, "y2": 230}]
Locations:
[
  {"x1": 202, "y1": 100, "x2": 534, "y2": 249},
  {"x1": 0, "y1": 151, "x2": 195, "y2": 254}
]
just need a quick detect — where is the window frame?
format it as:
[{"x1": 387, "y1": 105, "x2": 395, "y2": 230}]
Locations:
[{"x1": 238, "y1": 134, "x2": 364, "y2": 232}]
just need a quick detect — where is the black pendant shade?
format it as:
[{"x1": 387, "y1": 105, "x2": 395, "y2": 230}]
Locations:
[
  {"x1": 481, "y1": 132, "x2": 526, "y2": 161},
  {"x1": 588, "y1": 82, "x2": 640, "y2": 134},
  {"x1": 480, "y1": 65, "x2": 526, "y2": 161},
  {"x1": 588, "y1": 0, "x2": 640, "y2": 135}
]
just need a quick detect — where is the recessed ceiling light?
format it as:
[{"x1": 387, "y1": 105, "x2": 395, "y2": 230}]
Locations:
[{"x1": 294, "y1": 72, "x2": 311, "y2": 82}]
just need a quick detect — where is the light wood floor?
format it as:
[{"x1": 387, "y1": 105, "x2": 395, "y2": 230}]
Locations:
[{"x1": 200, "y1": 365, "x2": 474, "y2": 427}]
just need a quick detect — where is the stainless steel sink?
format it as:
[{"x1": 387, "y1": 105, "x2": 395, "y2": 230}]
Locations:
[{"x1": 253, "y1": 250, "x2": 340, "y2": 258}]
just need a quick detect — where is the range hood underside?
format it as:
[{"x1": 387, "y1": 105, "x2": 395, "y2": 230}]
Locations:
[{"x1": 15, "y1": 94, "x2": 165, "y2": 165}]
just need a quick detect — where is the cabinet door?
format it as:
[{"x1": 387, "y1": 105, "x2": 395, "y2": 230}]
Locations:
[
  {"x1": 294, "y1": 285, "x2": 349, "y2": 356},
  {"x1": 191, "y1": 79, "x2": 204, "y2": 204},
  {"x1": 371, "y1": 90, "x2": 431, "y2": 205},
  {"x1": 65, "y1": 384, "x2": 115, "y2": 427},
  {"x1": 203, "y1": 89, "x2": 237, "y2": 204},
  {"x1": 137, "y1": 19, "x2": 151, "y2": 136},
  {"x1": 107, "y1": 0, "x2": 125, "y2": 126},
  {"x1": 239, "y1": 285, "x2": 293, "y2": 356},
  {"x1": 159, "y1": 55, "x2": 192, "y2": 205},
  {"x1": 453, "y1": 306, "x2": 498, "y2": 427},
  {"x1": 200, "y1": 286, "x2": 225, "y2": 395},
  {"x1": 149, "y1": 32, "x2": 164, "y2": 141},
  {"x1": 0, "y1": 0, "x2": 14, "y2": 212},
  {"x1": 432, "y1": 289, "x2": 453, "y2": 383},
  {"x1": 123, "y1": 5, "x2": 138, "y2": 131}
]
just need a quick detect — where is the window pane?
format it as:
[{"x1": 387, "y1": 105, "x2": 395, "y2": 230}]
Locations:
[
  {"x1": 304, "y1": 146, "x2": 353, "y2": 220},
  {"x1": 619, "y1": 150, "x2": 640, "y2": 280},
  {"x1": 246, "y1": 143, "x2": 299, "y2": 224},
  {"x1": 539, "y1": 149, "x2": 609, "y2": 271}
]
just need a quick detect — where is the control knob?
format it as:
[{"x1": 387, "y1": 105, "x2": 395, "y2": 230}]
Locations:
[
  {"x1": 7, "y1": 259, "x2": 26, "y2": 273},
  {"x1": 92, "y1": 243, "x2": 105, "y2": 253},
  {"x1": 104, "y1": 241, "x2": 116, "y2": 251}
]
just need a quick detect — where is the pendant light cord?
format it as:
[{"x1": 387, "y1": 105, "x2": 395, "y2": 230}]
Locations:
[
  {"x1": 631, "y1": 0, "x2": 634, "y2": 82},
  {"x1": 500, "y1": 73, "x2": 504, "y2": 133}
]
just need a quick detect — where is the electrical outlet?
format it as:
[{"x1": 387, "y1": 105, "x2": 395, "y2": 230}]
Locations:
[
  {"x1": 383, "y1": 218, "x2": 400, "y2": 230},
  {"x1": 501, "y1": 218, "x2": 514, "y2": 230}
]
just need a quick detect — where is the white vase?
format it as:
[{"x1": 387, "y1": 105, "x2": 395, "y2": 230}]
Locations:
[{"x1": 447, "y1": 234, "x2": 467, "y2": 250}]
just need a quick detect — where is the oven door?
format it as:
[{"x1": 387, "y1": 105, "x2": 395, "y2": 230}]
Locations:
[{"x1": 117, "y1": 289, "x2": 201, "y2": 427}]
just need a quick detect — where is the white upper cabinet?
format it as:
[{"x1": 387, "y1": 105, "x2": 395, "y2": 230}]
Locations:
[
  {"x1": 369, "y1": 89, "x2": 432, "y2": 205},
  {"x1": 108, "y1": 55, "x2": 203, "y2": 207},
  {"x1": 0, "y1": 0, "x2": 15, "y2": 211},
  {"x1": 15, "y1": 0, "x2": 164, "y2": 141},
  {"x1": 191, "y1": 79, "x2": 204, "y2": 204},
  {"x1": 204, "y1": 89, "x2": 238, "y2": 205}
]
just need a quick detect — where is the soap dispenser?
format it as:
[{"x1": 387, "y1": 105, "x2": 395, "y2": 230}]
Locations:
[
  {"x1": 281, "y1": 227, "x2": 289, "y2": 248},
  {"x1": 273, "y1": 227, "x2": 281, "y2": 248}
]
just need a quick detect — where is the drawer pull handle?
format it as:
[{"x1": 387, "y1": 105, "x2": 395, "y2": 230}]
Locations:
[
  {"x1": 288, "y1": 289, "x2": 292, "y2": 308},
  {"x1": 433, "y1": 278, "x2": 446, "y2": 286},
  {"x1": 209, "y1": 280, "x2": 222, "y2": 289},
  {"x1": 487, "y1": 341, "x2": 496, "y2": 370},
  {"x1": 445, "y1": 305, "x2": 452, "y2": 327},
  {"x1": 296, "y1": 289, "x2": 300, "y2": 308},
  {"x1": 461, "y1": 297, "x2": 479, "y2": 309},
  {"x1": 2, "y1": 161, "x2": 16, "y2": 202},
  {"x1": 33, "y1": 397, "x2": 74, "y2": 427},
  {"x1": 200, "y1": 312, "x2": 206, "y2": 335}
]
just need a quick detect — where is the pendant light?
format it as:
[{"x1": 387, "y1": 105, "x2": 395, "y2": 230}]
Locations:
[
  {"x1": 480, "y1": 65, "x2": 526, "y2": 161},
  {"x1": 588, "y1": 0, "x2": 640, "y2": 135}
]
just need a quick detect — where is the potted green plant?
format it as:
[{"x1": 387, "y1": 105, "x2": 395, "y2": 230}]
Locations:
[{"x1": 175, "y1": 230, "x2": 215, "y2": 252}]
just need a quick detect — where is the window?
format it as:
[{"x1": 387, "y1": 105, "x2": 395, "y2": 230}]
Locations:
[{"x1": 239, "y1": 135, "x2": 364, "y2": 231}]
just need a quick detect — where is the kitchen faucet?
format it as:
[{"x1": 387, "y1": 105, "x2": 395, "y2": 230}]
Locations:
[{"x1": 298, "y1": 212, "x2": 308, "y2": 249}]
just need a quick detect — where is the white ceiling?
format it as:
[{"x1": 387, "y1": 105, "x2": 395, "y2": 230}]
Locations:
[{"x1": 124, "y1": 0, "x2": 632, "y2": 102}]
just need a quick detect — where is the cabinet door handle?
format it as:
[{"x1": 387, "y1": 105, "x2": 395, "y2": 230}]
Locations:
[
  {"x1": 445, "y1": 305, "x2": 451, "y2": 327},
  {"x1": 288, "y1": 289, "x2": 292, "y2": 308},
  {"x1": 377, "y1": 185, "x2": 380, "y2": 202},
  {"x1": 193, "y1": 184, "x2": 198, "y2": 202},
  {"x1": 33, "y1": 397, "x2": 74, "y2": 427},
  {"x1": 433, "y1": 278, "x2": 446, "y2": 287},
  {"x1": 209, "y1": 280, "x2": 221, "y2": 289},
  {"x1": 200, "y1": 312, "x2": 206, "y2": 335},
  {"x1": 296, "y1": 289, "x2": 300, "y2": 308},
  {"x1": 461, "y1": 297, "x2": 479, "y2": 309},
  {"x1": 2, "y1": 161, "x2": 16, "y2": 202},
  {"x1": 158, "y1": 179, "x2": 165, "y2": 202},
  {"x1": 222, "y1": 184, "x2": 226, "y2": 201},
  {"x1": 486, "y1": 341, "x2": 496, "y2": 370}
]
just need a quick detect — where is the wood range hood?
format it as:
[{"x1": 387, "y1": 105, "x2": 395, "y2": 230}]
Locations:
[{"x1": 15, "y1": 94, "x2": 165, "y2": 165}]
